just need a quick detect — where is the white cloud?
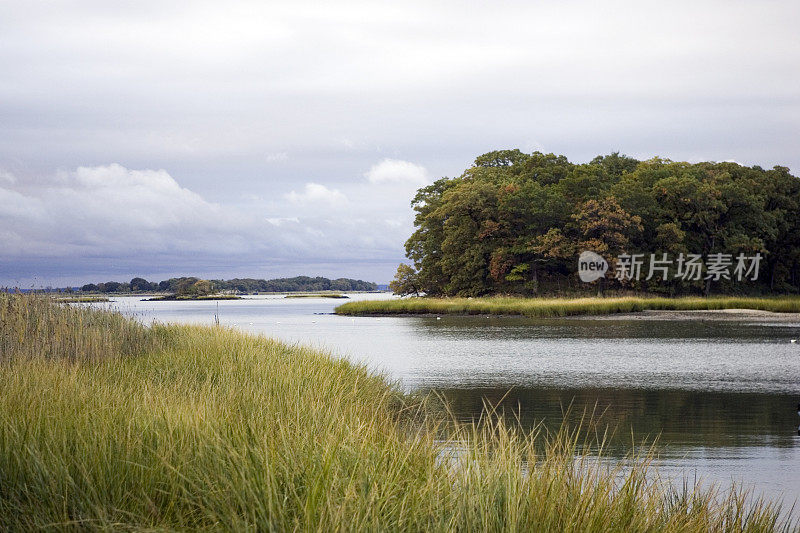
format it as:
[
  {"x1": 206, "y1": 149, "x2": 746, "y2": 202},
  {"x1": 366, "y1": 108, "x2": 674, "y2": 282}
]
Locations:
[
  {"x1": 0, "y1": 170, "x2": 16, "y2": 185},
  {"x1": 384, "y1": 218, "x2": 404, "y2": 228},
  {"x1": 285, "y1": 182, "x2": 348, "y2": 207},
  {"x1": 266, "y1": 216, "x2": 300, "y2": 226},
  {"x1": 365, "y1": 159, "x2": 429, "y2": 185},
  {"x1": 265, "y1": 152, "x2": 288, "y2": 162},
  {"x1": 0, "y1": 164, "x2": 255, "y2": 257},
  {"x1": 0, "y1": 164, "x2": 410, "y2": 285}
]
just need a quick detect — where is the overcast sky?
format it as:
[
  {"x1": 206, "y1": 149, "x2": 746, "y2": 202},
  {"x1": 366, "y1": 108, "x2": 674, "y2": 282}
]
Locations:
[{"x1": 1, "y1": 0, "x2": 799, "y2": 286}]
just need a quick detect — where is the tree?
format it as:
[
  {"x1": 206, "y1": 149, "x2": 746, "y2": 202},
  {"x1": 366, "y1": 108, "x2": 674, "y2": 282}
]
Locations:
[
  {"x1": 100, "y1": 281, "x2": 124, "y2": 293},
  {"x1": 129, "y1": 277, "x2": 153, "y2": 292},
  {"x1": 174, "y1": 278, "x2": 202, "y2": 297},
  {"x1": 389, "y1": 264, "x2": 421, "y2": 296},
  {"x1": 399, "y1": 149, "x2": 800, "y2": 296}
]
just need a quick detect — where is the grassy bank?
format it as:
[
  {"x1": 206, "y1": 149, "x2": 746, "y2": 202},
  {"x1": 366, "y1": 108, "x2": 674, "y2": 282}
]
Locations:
[
  {"x1": 285, "y1": 293, "x2": 349, "y2": 299},
  {"x1": 0, "y1": 294, "x2": 791, "y2": 531},
  {"x1": 335, "y1": 295, "x2": 800, "y2": 318},
  {"x1": 146, "y1": 294, "x2": 241, "y2": 301},
  {"x1": 52, "y1": 296, "x2": 111, "y2": 303}
]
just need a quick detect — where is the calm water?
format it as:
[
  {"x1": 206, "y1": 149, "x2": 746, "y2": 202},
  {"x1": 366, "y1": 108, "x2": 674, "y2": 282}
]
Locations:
[{"x1": 97, "y1": 294, "x2": 800, "y2": 508}]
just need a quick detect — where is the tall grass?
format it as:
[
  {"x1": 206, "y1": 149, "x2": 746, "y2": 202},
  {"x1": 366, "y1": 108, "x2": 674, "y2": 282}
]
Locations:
[
  {"x1": 0, "y1": 291, "x2": 162, "y2": 363},
  {"x1": 0, "y1": 294, "x2": 793, "y2": 531},
  {"x1": 335, "y1": 295, "x2": 800, "y2": 317}
]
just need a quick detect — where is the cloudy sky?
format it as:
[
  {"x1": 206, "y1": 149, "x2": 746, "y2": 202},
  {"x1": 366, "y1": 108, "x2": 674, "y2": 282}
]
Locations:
[{"x1": 1, "y1": 0, "x2": 799, "y2": 286}]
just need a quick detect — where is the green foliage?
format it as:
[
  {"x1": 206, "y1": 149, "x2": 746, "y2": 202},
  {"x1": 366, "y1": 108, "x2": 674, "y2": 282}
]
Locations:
[
  {"x1": 175, "y1": 278, "x2": 214, "y2": 297},
  {"x1": 389, "y1": 263, "x2": 421, "y2": 296},
  {"x1": 129, "y1": 277, "x2": 158, "y2": 292},
  {"x1": 212, "y1": 276, "x2": 378, "y2": 293},
  {"x1": 404, "y1": 150, "x2": 800, "y2": 296},
  {"x1": 80, "y1": 276, "x2": 379, "y2": 294}
]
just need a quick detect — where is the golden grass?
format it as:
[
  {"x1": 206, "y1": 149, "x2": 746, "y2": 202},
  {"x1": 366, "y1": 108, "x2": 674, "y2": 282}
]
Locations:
[
  {"x1": 285, "y1": 293, "x2": 349, "y2": 299},
  {"x1": 51, "y1": 296, "x2": 111, "y2": 303},
  {"x1": 0, "y1": 293, "x2": 793, "y2": 531},
  {"x1": 335, "y1": 295, "x2": 800, "y2": 317}
]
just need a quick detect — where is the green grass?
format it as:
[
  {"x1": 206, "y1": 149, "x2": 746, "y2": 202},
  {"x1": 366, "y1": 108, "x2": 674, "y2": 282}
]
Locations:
[
  {"x1": 285, "y1": 293, "x2": 349, "y2": 299},
  {"x1": 335, "y1": 295, "x2": 800, "y2": 318},
  {"x1": 52, "y1": 296, "x2": 111, "y2": 303},
  {"x1": 0, "y1": 293, "x2": 792, "y2": 531},
  {"x1": 147, "y1": 294, "x2": 241, "y2": 301}
]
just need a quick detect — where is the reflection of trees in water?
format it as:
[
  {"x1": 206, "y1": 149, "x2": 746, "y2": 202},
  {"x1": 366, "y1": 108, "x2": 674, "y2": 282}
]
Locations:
[
  {"x1": 432, "y1": 386, "x2": 798, "y2": 453},
  {"x1": 413, "y1": 316, "x2": 798, "y2": 342}
]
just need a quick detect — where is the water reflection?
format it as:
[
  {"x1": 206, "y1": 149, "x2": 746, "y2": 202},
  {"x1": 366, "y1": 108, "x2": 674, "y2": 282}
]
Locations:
[
  {"x1": 410, "y1": 314, "x2": 800, "y2": 341},
  {"x1": 432, "y1": 386, "x2": 800, "y2": 453}
]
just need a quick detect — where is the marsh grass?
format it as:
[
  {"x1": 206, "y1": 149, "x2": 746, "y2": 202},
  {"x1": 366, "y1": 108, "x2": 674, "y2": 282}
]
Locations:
[
  {"x1": 51, "y1": 296, "x2": 111, "y2": 303},
  {"x1": 0, "y1": 292, "x2": 162, "y2": 363},
  {"x1": 147, "y1": 294, "x2": 241, "y2": 301},
  {"x1": 285, "y1": 293, "x2": 349, "y2": 299},
  {"x1": 335, "y1": 295, "x2": 800, "y2": 318},
  {"x1": 0, "y1": 294, "x2": 793, "y2": 531}
]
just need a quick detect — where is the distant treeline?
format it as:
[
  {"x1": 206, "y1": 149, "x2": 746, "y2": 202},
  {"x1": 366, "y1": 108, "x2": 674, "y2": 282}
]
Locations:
[
  {"x1": 81, "y1": 276, "x2": 378, "y2": 294},
  {"x1": 394, "y1": 150, "x2": 800, "y2": 296},
  {"x1": 212, "y1": 276, "x2": 378, "y2": 293}
]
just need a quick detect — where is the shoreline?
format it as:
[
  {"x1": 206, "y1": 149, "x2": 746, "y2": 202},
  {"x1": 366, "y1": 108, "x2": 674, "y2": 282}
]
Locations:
[
  {"x1": 335, "y1": 296, "x2": 800, "y2": 319},
  {"x1": 331, "y1": 308, "x2": 800, "y2": 322}
]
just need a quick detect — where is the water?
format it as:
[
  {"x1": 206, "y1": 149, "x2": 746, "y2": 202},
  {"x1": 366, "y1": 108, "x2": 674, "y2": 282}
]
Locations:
[{"x1": 96, "y1": 294, "x2": 800, "y2": 509}]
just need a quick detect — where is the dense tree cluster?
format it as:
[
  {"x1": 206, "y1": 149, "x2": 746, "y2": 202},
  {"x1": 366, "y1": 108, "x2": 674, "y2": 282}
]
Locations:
[
  {"x1": 212, "y1": 276, "x2": 377, "y2": 293},
  {"x1": 396, "y1": 150, "x2": 800, "y2": 296},
  {"x1": 81, "y1": 276, "x2": 377, "y2": 294}
]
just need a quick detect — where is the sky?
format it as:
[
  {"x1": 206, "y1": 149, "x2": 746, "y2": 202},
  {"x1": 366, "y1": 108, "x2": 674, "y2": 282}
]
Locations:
[{"x1": 1, "y1": 0, "x2": 799, "y2": 287}]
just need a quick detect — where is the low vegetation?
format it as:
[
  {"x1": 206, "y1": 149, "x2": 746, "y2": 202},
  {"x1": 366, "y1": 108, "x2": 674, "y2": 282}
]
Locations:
[
  {"x1": 285, "y1": 293, "x2": 349, "y2": 299},
  {"x1": 0, "y1": 293, "x2": 792, "y2": 531},
  {"x1": 0, "y1": 292, "x2": 161, "y2": 363},
  {"x1": 147, "y1": 294, "x2": 241, "y2": 301},
  {"x1": 52, "y1": 296, "x2": 110, "y2": 303},
  {"x1": 336, "y1": 295, "x2": 800, "y2": 318}
]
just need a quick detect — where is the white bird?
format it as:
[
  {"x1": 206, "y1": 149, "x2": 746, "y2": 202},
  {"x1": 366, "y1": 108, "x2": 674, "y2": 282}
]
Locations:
[
  {"x1": 791, "y1": 339, "x2": 797, "y2": 344},
  {"x1": 436, "y1": 316, "x2": 441, "y2": 320}
]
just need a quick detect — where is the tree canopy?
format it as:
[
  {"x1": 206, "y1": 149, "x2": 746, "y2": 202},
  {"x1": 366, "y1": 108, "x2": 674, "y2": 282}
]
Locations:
[{"x1": 397, "y1": 151, "x2": 800, "y2": 296}]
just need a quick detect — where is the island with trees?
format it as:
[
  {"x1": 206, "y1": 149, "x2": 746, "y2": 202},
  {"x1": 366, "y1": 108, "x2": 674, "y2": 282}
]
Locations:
[
  {"x1": 338, "y1": 150, "x2": 800, "y2": 317},
  {"x1": 392, "y1": 150, "x2": 799, "y2": 297},
  {"x1": 79, "y1": 275, "x2": 379, "y2": 297}
]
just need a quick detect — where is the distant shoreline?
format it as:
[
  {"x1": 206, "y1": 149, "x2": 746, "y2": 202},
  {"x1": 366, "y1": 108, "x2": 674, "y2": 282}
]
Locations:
[{"x1": 145, "y1": 294, "x2": 241, "y2": 301}]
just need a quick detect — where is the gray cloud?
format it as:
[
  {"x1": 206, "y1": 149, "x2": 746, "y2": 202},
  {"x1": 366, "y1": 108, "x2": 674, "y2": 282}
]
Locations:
[
  {"x1": 0, "y1": 163, "x2": 418, "y2": 285},
  {"x1": 0, "y1": 0, "x2": 798, "y2": 285}
]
